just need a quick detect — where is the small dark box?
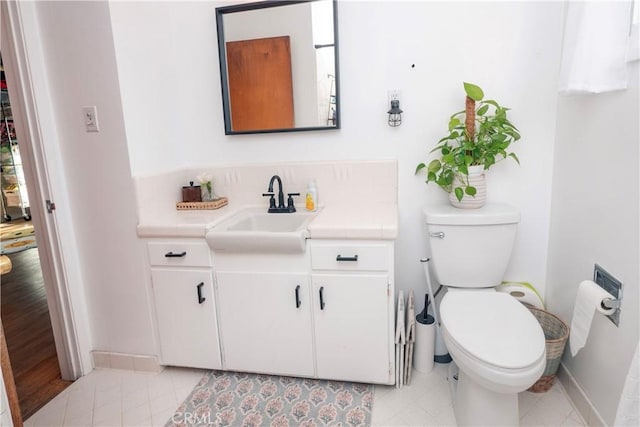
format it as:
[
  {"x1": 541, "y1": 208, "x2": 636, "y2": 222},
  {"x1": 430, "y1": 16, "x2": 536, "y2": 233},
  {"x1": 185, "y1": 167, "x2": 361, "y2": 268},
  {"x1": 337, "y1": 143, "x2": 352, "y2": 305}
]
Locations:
[{"x1": 182, "y1": 182, "x2": 202, "y2": 202}]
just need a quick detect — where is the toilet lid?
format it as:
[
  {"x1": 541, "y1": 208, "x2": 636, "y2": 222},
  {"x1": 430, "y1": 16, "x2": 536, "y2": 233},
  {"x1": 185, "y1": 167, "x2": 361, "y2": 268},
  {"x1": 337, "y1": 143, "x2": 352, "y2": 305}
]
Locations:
[{"x1": 441, "y1": 291, "x2": 545, "y2": 369}]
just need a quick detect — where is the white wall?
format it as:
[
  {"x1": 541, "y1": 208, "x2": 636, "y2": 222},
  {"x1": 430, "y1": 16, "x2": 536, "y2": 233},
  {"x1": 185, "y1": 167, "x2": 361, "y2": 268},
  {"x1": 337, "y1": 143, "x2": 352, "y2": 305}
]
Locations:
[
  {"x1": 113, "y1": 1, "x2": 564, "y2": 302},
  {"x1": 546, "y1": 62, "x2": 640, "y2": 424},
  {"x1": 32, "y1": 1, "x2": 156, "y2": 356}
]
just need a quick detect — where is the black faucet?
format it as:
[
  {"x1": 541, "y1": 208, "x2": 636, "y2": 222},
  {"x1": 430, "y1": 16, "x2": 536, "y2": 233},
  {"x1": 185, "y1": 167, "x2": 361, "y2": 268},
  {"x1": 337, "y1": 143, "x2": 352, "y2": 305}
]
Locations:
[
  {"x1": 269, "y1": 175, "x2": 285, "y2": 210},
  {"x1": 262, "y1": 175, "x2": 299, "y2": 213}
]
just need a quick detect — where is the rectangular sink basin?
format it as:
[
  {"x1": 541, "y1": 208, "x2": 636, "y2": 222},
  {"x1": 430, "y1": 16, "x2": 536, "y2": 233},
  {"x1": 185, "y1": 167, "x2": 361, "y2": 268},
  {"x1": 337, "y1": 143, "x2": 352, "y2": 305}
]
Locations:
[
  {"x1": 227, "y1": 212, "x2": 312, "y2": 232},
  {"x1": 206, "y1": 207, "x2": 319, "y2": 253}
]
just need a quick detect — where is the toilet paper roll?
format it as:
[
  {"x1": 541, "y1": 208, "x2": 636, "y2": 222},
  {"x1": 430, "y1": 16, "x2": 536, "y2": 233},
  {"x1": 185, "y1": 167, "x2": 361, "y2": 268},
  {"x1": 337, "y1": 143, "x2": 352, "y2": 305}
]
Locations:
[
  {"x1": 496, "y1": 282, "x2": 545, "y2": 309},
  {"x1": 570, "y1": 280, "x2": 617, "y2": 357}
]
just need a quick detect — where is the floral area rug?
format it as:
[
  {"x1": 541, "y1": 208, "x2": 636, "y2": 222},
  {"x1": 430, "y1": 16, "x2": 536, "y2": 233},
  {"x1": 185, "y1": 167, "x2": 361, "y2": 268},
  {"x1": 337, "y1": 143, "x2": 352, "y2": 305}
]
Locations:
[{"x1": 166, "y1": 370, "x2": 374, "y2": 427}]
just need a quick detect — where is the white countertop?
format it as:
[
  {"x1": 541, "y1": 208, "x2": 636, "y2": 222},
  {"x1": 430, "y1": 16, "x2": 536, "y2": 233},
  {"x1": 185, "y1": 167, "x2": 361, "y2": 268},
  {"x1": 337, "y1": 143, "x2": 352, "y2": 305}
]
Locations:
[
  {"x1": 137, "y1": 202, "x2": 398, "y2": 240},
  {"x1": 307, "y1": 204, "x2": 397, "y2": 240}
]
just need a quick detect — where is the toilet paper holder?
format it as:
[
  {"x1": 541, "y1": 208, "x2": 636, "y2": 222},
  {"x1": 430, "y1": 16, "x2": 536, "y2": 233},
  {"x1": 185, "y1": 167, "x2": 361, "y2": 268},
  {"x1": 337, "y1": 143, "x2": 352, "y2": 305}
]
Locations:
[
  {"x1": 594, "y1": 264, "x2": 623, "y2": 327},
  {"x1": 601, "y1": 297, "x2": 620, "y2": 310}
]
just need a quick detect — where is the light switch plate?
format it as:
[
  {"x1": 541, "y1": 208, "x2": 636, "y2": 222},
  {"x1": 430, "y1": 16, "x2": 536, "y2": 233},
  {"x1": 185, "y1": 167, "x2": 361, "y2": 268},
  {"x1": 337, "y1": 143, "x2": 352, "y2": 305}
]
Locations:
[{"x1": 82, "y1": 106, "x2": 99, "y2": 132}]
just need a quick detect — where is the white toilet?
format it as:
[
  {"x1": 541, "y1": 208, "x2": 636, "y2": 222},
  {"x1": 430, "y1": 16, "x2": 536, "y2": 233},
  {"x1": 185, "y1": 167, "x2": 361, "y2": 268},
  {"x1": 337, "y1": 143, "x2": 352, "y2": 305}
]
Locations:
[{"x1": 423, "y1": 203, "x2": 546, "y2": 426}]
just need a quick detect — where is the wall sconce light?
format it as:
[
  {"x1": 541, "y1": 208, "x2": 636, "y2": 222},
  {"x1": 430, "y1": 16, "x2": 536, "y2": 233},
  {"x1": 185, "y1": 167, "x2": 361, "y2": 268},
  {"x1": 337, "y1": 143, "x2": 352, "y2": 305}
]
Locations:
[{"x1": 387, "y1": 99, "x2": 403, "y2": 127}]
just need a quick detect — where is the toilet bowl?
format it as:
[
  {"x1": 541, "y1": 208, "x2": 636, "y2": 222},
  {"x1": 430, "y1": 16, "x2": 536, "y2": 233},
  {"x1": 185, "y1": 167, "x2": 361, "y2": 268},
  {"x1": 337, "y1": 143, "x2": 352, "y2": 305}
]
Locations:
[
  {"x1": 441, "y1": 291, "x2": 546, "y2": 391},
  {"x1": 440, "y1": 291, "x2": 546, "y2": 426},
  {"x1": 423, "y1": 203, "x2": 547, "y2": 426}
]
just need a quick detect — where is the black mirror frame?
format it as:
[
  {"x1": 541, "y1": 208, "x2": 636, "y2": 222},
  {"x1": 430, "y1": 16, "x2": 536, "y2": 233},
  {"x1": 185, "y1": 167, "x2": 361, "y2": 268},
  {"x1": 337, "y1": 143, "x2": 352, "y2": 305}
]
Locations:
[{"x1": 215, "y1": 0, "x2": 340, "y2": 135}]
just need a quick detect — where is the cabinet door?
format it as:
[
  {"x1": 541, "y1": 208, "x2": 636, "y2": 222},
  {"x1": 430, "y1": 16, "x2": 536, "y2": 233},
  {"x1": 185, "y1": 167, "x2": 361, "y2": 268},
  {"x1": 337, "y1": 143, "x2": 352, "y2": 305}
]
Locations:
[
  {"x1": 151, "y1": 269, "x2": 222, "y2": 369},
  {"x1": 216, "y1": 272, "x2": 314, "y2": 377},
  {"x1": 312, "y1": 274, "x2": 392, "y2": 384}
]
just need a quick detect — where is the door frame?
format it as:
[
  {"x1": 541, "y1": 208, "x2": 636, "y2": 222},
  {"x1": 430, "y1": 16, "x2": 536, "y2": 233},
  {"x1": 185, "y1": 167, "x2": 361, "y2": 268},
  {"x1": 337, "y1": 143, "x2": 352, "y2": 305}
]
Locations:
[
  {"x1": 1, "y1": 321, "x2": 23, "y2": 427},
  {"x1": 1, "y1": 1, "x2": 84, "y2": 382}
]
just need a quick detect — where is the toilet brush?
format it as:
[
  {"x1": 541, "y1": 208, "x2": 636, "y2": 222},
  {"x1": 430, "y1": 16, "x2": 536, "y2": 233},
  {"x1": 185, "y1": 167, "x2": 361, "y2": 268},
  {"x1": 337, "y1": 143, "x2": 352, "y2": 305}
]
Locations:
[
  {"x1": 422, "y1": 293, "x2": 429, "y2": 322},
  {"x1": 420, "y1": 258, "x2": 452, "y2": 363}
]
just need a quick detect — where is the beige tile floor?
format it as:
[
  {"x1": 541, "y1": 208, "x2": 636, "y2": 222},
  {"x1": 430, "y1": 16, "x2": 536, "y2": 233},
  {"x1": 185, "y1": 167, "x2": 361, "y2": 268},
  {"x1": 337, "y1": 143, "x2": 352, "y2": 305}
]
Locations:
[
  {"x1": 25, "y1": 364, "x2": 585, "y2": 426},
  {"x1": 372, "y1": 364, "x2": 585, "y2": 426}
]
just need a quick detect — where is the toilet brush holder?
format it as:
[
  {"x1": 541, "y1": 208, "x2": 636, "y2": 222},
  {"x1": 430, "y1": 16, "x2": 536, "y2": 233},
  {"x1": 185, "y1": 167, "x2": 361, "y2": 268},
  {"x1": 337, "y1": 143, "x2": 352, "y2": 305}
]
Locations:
[
  {"x1": 420, "y1": 259, "x2": 452, "y2": 364},
  {"x1": 414, "y1": 314, "x2": 435, "y2": 374}
]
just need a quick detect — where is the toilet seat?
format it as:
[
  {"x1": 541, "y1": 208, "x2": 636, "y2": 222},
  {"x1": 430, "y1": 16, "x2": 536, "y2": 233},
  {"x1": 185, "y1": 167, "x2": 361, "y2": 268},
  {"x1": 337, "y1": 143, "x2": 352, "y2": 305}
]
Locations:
[
  {"x1": 441, "y1": 291, "x2": 545, "y2": 368},
  {"x1": 441, "y1": 291, "x2": 546, "y2": 393}
]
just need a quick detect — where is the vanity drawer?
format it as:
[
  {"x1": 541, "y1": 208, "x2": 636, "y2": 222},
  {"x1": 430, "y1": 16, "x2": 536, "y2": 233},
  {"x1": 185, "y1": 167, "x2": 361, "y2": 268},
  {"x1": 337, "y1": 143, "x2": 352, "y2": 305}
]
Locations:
[
  {"x1": 310, "y1": 243, "x2": 391, "y2": 272},
  {"x1": 147, "y1": 241, "x2": 212, "y2": 267}
]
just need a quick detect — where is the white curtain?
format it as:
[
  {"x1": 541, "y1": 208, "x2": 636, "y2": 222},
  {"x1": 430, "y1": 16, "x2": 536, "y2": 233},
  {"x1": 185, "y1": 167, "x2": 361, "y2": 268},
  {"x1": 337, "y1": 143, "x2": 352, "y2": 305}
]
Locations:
[
  {"x1": 615, "y1": 342, "x2": 639, "y2": 426},
  {"x1": 559, "y1": 1, "x2": 632, "y2": 94}
]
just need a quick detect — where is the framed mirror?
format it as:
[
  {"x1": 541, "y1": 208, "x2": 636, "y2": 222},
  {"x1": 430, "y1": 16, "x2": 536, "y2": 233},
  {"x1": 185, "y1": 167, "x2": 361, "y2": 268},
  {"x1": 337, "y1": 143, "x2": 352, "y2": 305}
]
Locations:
[{"x1": 216, "y1": 0, "x2": 340, "y2": 135}]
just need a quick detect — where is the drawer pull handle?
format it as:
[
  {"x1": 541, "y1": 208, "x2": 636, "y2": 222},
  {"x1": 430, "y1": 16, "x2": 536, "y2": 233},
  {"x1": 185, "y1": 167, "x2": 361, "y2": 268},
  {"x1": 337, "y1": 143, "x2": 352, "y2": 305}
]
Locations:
[
  {"x1": 336, "y1": 254, "x2": 358, "y2": 262},
  {"x1": 196, "y1": 282, "x2": 206, "y2": 304},
  {"x1": 319, "y1": 286, "x2": 325, "y2": 310},
  {"x1": 165, "y1": 251, "x2": 187, "y2": 258},
  {"x1": 295, "y1": 285, "x2": 301, "y2": 308}
]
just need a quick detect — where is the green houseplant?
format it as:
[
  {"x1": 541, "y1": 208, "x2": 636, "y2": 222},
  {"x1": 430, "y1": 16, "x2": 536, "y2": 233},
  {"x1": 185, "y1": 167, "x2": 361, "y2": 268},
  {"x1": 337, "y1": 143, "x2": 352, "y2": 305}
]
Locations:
[{"x1": 416, "y1": 82, "x2": 521, "y2": 208}]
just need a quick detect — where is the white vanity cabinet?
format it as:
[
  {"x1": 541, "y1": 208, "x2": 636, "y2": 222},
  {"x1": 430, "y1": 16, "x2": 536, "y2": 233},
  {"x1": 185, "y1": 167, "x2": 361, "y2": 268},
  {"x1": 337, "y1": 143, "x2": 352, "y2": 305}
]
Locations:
[
  {"x1": 147, "y1": 240, "x2": 222, "y2": 370},
  {"x1": 215, "y1": 271, "x2": 315, "y2": 377},
  {"x1": 213, "y1": 253, "x2": 315, "y2": 377},
  {"x1": 310, "y1": 241, "x2": 395, "y2": 385},
  {"x1": 212, "y1": 242, "x2": 395, "y2": 384}
]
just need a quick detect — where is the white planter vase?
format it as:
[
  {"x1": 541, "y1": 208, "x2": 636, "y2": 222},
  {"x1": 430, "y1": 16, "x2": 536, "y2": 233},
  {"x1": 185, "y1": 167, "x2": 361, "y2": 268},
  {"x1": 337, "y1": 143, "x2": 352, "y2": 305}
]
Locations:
[{"x1": 449, "y1": 165, "x2": 487, "y2": 209}]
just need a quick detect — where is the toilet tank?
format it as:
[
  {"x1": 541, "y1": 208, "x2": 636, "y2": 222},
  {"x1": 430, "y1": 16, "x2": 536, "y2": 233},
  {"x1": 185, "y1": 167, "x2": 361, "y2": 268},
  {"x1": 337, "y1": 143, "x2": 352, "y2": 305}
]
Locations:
[{"x1": 423, "y1": 203, "x2": 520, "y2": 287}]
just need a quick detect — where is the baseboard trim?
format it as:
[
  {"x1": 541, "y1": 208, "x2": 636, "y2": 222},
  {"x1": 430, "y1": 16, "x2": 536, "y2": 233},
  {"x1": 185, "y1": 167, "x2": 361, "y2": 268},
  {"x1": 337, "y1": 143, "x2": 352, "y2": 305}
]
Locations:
[
  {"x1": 557, "y1": 362, "x2": 606, "y2": 426},
  {"x1": 91, "y1": 351, "x2": 163, "y2": 373}
]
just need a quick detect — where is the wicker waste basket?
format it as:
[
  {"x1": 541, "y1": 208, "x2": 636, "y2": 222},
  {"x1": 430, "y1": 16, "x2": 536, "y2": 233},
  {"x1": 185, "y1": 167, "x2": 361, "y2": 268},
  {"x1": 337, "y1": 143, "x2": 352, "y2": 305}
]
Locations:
[{"x1": 527, "y1": 307, "x2": 570, "y2": 393}]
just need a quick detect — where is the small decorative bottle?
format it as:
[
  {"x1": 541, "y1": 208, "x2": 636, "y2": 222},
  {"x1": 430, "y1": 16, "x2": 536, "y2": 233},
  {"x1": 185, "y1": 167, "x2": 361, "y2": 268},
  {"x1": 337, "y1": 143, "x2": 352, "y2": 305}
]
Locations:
[{"x1": 305, "y1": 179, "x2": 318, "y2": 212}]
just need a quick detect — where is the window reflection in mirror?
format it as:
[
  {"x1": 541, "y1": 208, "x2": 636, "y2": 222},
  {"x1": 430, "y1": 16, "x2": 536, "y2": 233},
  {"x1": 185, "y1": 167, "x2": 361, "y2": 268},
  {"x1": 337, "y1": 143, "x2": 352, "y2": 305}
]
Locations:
[{"x1": 216, "y1": 0, "x2": 340, "y2": 134}]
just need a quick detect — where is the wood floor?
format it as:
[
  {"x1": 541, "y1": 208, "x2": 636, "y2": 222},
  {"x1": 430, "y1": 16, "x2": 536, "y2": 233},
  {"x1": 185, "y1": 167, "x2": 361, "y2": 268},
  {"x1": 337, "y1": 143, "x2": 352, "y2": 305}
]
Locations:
[{"x1": 0, "y1": 247, "x2": 72, "y2": 420}]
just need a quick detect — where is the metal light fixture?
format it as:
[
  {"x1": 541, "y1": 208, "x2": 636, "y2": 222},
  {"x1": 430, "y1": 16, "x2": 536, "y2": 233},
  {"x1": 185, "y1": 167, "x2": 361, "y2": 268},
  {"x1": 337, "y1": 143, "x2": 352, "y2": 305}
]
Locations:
[{"x1": 387, "y1": 99, "x2": 403, "y2": 127}]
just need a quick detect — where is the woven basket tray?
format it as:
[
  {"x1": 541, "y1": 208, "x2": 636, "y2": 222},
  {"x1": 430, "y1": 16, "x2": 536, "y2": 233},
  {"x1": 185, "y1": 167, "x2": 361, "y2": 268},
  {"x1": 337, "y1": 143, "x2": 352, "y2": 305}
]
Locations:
[{"x1": 176, "y1": 197, "x2": 228, "y2": 211}]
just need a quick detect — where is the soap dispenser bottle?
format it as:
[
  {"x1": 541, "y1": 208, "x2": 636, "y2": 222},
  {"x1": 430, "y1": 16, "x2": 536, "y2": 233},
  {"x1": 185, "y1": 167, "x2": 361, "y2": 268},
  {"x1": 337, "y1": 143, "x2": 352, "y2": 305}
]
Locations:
[{"x1": 305, "y1": 180, "x2": 318, "y2": 212}]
